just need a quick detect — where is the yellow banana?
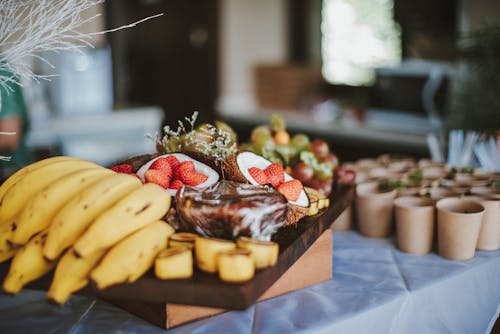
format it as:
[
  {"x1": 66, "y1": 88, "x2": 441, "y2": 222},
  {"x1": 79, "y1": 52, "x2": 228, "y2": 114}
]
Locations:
[
  {"x1": 0, "y1": 217, "x2": 18, "y2": 263},
  {"x1": 90, "y1": 220, "x2": 173, "y2": 289},
  {"x1": 3, "y1": 230, "x2": 55, "y2": 294},
  {"x1": 47, "y1": 247, "x2": 107, "y2": 304},
  {"x1": 10, "y1": 167, "x2": 114, "y2": 246},
  {"x1": 43, "y1": 173, "x2": 142, "y2": 260},
  {"x1": 74, "y1": 183, "x2": 171, "y2": 258},
  {"x1": 0, "y1": 156, "x2": 79, "y2": 202},
  {"x1": 0, "y1": 159, "x2": 101, "y2": 224}
]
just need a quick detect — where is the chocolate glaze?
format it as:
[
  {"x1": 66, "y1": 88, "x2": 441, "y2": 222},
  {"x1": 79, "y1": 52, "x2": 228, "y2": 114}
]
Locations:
[{"x1": 176, "y1": 181, "x2": 288, "y2": 241}]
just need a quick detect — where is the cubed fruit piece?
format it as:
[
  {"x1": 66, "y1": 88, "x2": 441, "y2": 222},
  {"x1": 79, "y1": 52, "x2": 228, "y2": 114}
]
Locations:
[
  {"x1": 277, "y1": 179, "x2": 303, "y2": 202},
  {"x1": 155, "y1": 247, "x2": 193, "y2": 280},
  {"x1": 248, "y1": 167, "x2": 268, "y2": 185},
  {"x1": 111, "y1": 164, "x2": 133, "y2": 174},
  {"x1": 149, "y1": 157, "x2": 173, "y2": 179},
  {"x1": 264, "y1": 163, "x2": 285, "y2": 188},
  {"x1": 217, "y1": 249, "x2": 255, "y2": 283},
  {"x1": 144, "y1": 169, "x2": 171, "y2": 189}
]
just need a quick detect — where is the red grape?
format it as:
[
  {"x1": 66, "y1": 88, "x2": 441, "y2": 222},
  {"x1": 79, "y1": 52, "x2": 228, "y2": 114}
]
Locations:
[
  {"x1": 320, "y1": 152, "x2": 338, "y2": 167},
  {"x1": 309, "y1": 139, "x2": 329, "y2": 159},
  {"x1": 334, "y1": 167, "x2": 356, "y2": 185},
  {"x1": 292, "y1": 162, "x2": 314, "y2": 182}
]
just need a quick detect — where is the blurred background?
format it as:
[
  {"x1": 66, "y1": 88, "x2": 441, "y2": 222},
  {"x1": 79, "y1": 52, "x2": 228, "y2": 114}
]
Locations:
[{"x1": 19, "y1": 0, "x2": 500, "y2": 167}]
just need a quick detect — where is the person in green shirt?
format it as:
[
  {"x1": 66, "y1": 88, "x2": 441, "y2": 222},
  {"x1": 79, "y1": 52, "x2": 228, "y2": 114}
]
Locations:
[{"x1": 0, "y1": 71, "x2": 34, "y2": 180}]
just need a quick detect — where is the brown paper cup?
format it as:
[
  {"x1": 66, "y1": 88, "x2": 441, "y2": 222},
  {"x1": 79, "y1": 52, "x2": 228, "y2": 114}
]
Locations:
[
  {"x1": 463, "y1": 195, "x2": 500, "y2": 251},
  {"x1": 394, "y1": 196, "x2": 435, "y2": 254},
  {"x1": 332, "y1": 206, "x2": 352, "y2": 231},
  {"x1": 436, "y1": 198, "x2": 484, "y2": 260},
  {"x1": 355, "y1": 182, "x2": 396, "y2": 238}
]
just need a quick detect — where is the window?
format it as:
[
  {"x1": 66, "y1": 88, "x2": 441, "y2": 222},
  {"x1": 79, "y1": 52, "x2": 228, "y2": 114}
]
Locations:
[{"x1": 321, "y1": 0, "x2": 402, "y2": 86}]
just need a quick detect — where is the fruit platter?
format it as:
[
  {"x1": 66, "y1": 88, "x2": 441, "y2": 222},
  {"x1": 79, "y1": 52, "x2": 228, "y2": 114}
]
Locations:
[{"x1": 0, "y1": 113, "x2": 354, "y2": 311}]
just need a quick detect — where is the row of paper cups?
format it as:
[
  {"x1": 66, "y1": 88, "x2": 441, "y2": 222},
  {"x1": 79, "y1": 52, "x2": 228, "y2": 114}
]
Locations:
[{"x1": 334, "y1": 182, "x2": 499, "y2": 260}]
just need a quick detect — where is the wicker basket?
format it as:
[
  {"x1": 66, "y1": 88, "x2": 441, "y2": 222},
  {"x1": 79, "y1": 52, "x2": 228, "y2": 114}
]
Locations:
[{"x1": 254, "y1": 63, "x2": 322, "y2": 110}]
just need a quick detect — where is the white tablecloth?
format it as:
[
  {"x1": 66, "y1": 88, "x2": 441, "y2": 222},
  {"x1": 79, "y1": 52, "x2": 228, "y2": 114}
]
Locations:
[{"x1": 0, "y1": 231, "x2": 499, "y2": 334}]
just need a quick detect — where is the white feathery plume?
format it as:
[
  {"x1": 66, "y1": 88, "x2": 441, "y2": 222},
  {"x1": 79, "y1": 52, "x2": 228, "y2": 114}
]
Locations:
[{"x1": 0, "y1": 0, "x2": 162, "y2": 162}]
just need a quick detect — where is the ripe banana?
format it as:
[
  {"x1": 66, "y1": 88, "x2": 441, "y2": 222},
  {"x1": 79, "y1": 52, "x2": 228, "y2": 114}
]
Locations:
[
  {"x1": 90, "y1": 220, "x2": 174, "y2": 289},
  {"x1": 44, "y1": 173, "x2": 142, "y2": 260},
  {"x1": 2, "y1": 230, "x2": 55, "y2": 294},
  {"x1": 47, "y1": 247, "x2": 107, "y2": 304},
  {"x1": 155, "y1": 246, "x2": 193, "y2": 280},
  {"x1": 74, "y1": 183, "x2": 172, "y2": 258},
  {"x1": 0, "y1": 217, "x2": 18, "y2": 263},
  {"x1": 217, "y1": 248, "x2": 255, "y2": 283},
  {"x1": 195, "y1": 237, "x2": 235, "y2": 273},
  {"x1": 0, "y1": 159, "x2": 101, "y2": 224},
  {"x1": 0, "y1": 156, "x2": 79, "y2": 203},
  {"x1": 10, "y1": 168, "x2": 114, "y2": 246}
]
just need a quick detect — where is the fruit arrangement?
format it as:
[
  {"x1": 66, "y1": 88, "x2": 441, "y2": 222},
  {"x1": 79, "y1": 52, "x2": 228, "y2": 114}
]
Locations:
[
  {"x1": 243, "y1": 115, "x2": 338, "y2": 196},
  {"x1": 0, "y1": 113, "x2": 343, "y2": 304},
  {"x1": 0, "y1": 155, "x2": 283, "y2": 304}
]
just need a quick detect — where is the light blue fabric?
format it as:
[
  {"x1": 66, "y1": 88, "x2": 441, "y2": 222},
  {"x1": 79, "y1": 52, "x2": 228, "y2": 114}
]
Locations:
[{"x1": 0, "y1": 231, "x2": 498, "y2": 333}]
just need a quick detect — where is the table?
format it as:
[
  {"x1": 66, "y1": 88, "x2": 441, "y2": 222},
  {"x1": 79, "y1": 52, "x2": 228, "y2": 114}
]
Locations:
[{"x1": 0, "y1": 231, "x2": 498, "y2": 334}]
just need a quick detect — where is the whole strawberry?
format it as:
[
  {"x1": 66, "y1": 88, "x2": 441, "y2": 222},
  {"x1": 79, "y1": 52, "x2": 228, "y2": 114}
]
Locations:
[
  {"x1": 175, "y1": 161, "x2": 196, "y2": 181},
  {"x1": 144, "y1": 169, "x2": 171, "y2": 189},
  {"x1": 264, "y1": 163, "x2": 285, "y2": 188},
  {"x1": 111, "y1": 164, "x2": 133, "y2": 174},
  {"x1": 149, "y1": 157, "x2": 173, "y2": 180},
  {"x1": 248, "y1": 167, "x2": 268, "y2": 185},
  {"x1": 278, "y1": 179, "x2": 303, "y2": 202}
]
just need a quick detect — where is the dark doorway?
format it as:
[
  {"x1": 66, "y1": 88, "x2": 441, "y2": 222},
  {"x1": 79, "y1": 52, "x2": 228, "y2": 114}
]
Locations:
[{"x1": 105, "y1": 0, "x2": 219, "y2": 126}]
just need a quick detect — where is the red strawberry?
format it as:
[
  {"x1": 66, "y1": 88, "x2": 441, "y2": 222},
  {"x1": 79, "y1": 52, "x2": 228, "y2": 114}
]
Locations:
[
  {"x1": 182, "y1": 173, "x2": 208, "y2": 187},
  {"x1": 165, "y1": 155, "x2": 181, "y2": 170},
  {"x1": 248, "y1": 167, "x2": 268, "y2": 185},
  {"x1": 264, "y1": 163, "x2": 285, "y2": 188},
  {"x1": 144, "y1": 169, "x2": 171, "y2": 189},
  {"x1": 175, "y1": 161, "x2": 196, "y2": 180},
  {"x1": 150, "y1": 157, "x2": 173, "y2": 179},
  {"x1": 277, "y1": 179, "x2": 303, "y2": 202},
  {"x1": 111, "y1": 164, "x2": 133, "y2": 174},
  {"x1": 169, "y1": 179, "x2": 184, "y2": 190}
]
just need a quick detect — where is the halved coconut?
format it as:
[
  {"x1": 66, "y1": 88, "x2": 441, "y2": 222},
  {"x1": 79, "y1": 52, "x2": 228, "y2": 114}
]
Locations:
[
  {"x1": 120, "y1": 152, "x2": 161, "y2": 172},
  {"x1": 136, "y1": 153, "x2": 220, "y2": 196},
  {"x1": 225, "y1": 151, "x2": 310, "y2": 225}
]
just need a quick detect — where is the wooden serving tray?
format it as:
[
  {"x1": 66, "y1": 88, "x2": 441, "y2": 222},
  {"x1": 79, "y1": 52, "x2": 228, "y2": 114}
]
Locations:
[{"x1": 0, "y1": 185, "x2": 353, "y2": 311}]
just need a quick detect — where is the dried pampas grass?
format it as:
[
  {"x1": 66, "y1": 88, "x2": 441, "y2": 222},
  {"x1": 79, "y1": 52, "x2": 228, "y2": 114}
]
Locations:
[{"x1": 0, "y1": 0, "x2": 162, "y2": 161}]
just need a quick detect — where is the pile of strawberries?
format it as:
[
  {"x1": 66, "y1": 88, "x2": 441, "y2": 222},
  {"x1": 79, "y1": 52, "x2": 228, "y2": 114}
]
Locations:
[
  {"x1": 248, "y1": 163, "x2": 303, "y2": 202},
  {"x1": 112, "y1": 156, "x2": 208, "y2": 190}
]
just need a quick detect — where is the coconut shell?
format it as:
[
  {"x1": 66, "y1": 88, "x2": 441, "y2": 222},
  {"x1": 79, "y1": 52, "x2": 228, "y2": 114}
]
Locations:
[
  {"x1": 120, "y1": 152, "x2": 161, "y2": 172},
  {"x1": 224, "y1": 151, "x2": 311, "y2": 226},
  {"x1": 285, "y1": 204, "x2": 308, "y2": 226},
  {"x1": 223, "y1": 152, "x2": 250, "y2": 184},
  {"x1": 182, "y1": 150, "x2": 223, "y2": 176}
]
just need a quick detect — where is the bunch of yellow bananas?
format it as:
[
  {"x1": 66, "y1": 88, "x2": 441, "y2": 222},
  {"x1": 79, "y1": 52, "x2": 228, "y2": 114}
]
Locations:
[{"x1": 0, "y1": 156, "x2": 173, "y2": 303}]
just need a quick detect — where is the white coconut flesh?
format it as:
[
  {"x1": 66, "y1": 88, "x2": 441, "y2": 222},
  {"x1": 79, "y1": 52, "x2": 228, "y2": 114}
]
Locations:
[
  {"x1": 136, "y1": 153, "x2": 220, "y2": 195},
  {"x1": 236, "y1": 151, "x2": 309, "y2": 208}
]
